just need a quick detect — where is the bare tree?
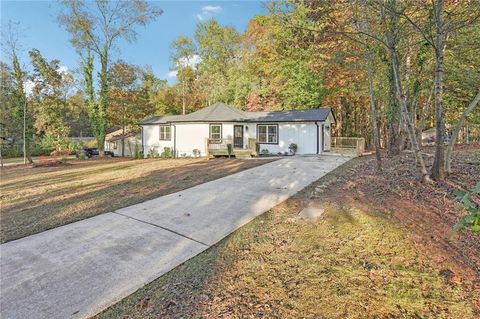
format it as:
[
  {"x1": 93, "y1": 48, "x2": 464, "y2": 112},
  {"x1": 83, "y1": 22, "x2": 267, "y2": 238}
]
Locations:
[{"x1": 445, "y1": 89, "x2": 480, "y2": 173}]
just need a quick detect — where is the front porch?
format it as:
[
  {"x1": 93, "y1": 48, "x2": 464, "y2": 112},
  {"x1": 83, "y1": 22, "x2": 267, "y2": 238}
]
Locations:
[{"x1": 205, "y1": 138, "x2": 257, "y2": 159}]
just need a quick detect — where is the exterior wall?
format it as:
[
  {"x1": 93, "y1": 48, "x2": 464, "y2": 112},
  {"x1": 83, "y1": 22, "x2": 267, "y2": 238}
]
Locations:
[
  {"x1": 141, "y1": 125, "x2": 174, "y2": 157},
  {"x1": 105, "y1": 135, "x2": 141, "y2": 157},
  {"x1": 141, "y1": 119, "x2": 333, "y2": 157},
  {"x1": 174, "y1": 123, "x2": 209, "y2": 156},
  {"x1": 253, "y1": 122, "x2": 320, "y2": 155},
  {"x1": 323, "y1": 115, "x2": 333, "y2": 151}
]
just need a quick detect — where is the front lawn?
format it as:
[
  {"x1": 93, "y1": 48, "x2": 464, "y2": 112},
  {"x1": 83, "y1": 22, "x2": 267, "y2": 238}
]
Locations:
[
  {"x1": 97, "y1": 147, "x2": 480, "y2": 319},
  {"x1": 0, "y1": 157, "x2": 273, "y2": 243}
]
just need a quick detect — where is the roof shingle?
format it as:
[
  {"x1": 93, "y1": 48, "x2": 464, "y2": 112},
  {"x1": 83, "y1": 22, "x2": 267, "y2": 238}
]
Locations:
[{"x1": 139, "y1": 102, "x2": 332, "y2": 125}]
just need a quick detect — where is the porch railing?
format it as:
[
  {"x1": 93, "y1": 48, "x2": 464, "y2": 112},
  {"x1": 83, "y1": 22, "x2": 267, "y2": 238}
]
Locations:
[{"x1": 331, "y1": 137, "x2": 365, "y2": 156}]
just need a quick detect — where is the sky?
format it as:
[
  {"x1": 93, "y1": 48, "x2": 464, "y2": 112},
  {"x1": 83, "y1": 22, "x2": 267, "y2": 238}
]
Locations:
[{"x1": 1, "y1": 0, "x2": 268, "y2": 83}]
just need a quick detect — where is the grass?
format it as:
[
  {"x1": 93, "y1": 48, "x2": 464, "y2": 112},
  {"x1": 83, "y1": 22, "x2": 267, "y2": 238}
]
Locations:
[
  {"x1": 96, "y1": 158, "x2": 478, "y2": 319},
  {"x1": 0, "y1": 157, "x2": 272, "y2": 243}
]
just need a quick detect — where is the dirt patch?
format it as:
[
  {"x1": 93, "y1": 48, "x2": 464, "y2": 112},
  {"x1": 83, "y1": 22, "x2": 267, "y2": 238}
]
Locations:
[
  {"x1": 96, "y1": 147, "x2": 479, "y2": 319},
  {"x1": 0, "y1": 157, "x2": 274, "y2": 243}
]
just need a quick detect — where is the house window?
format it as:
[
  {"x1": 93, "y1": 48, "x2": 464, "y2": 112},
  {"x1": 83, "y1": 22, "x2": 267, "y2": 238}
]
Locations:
[
  {"x1": 159, "y1": 125, "x2": 171, "y2": 140},
  {"x1": 113, "y1": 142, "x2": 117, "y2": 150},
  {"x1": 257, "y1": 124, "x2": 278, "y2": 144},
  {"x1": 209, "y1": 124, "x2": 222, "y2": 142}
]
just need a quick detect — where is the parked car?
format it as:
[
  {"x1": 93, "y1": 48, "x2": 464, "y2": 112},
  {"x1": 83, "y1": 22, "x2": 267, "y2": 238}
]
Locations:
[{"x1": 76, "y1": 148, "x2": 114, "y2": 158}]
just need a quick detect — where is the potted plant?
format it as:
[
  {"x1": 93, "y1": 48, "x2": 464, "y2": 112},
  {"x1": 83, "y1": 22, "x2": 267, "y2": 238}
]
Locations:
[{"x1": 288, "y1": 143, "x2": 298, "y2": 155}]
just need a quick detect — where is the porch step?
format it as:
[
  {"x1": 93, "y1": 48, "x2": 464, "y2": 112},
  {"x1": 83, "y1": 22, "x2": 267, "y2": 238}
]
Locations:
[{"x1": 234, "y1": 149, "x2": 253, "y2": 159}]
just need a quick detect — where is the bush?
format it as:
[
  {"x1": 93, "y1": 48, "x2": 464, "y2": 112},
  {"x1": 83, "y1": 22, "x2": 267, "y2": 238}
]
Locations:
[
  {"x1": 260, "y1": 149, "x2": 270, "y2": 155},
  {"x1": 161, "y1": 147, "x2": 172, "y2": 158},
  {"x1": 289, "y1": 143, "x2": 298, "y2": 155},
  {"x1": 133, "y1": 144, "x2": 142, "y2": 159},
  {"x1": 192, "y1": 149, "x2": 201, "y2": 157},
  {"x1": 227, "y1": 143, "x2": 233, "y2": 158},
  {"x1": 147, "y1": 148, "x2": 160, "y2": 158},
  {"x1": 453, "y1": 182, "x2": 480, "y2": 234}
]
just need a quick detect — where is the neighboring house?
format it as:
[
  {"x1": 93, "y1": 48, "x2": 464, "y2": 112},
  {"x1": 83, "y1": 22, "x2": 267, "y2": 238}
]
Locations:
[
  {"x1": 138, "y1": 102, "x2": 335, "y2": 158},
  {"x1": 105, "y1": 128, "x2": 141, "y2": 157}
]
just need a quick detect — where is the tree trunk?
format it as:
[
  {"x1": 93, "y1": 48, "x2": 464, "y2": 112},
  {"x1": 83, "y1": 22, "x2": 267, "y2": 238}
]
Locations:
[
  {"x1": 182, "y1": 80, "x2": 186, "y2": 115},
  {"x1": 431, "y1": 0, "x2": 446, "y2": 181},
  {"x1": 445, "y1": 89, "x2": 480, "y2": 173},
  {"x1": 386, "y1": 59, "x2": 402, "y2": 156},
  {"x1": 362, "y1": 45, "x2": 382, "y2": 169},
  {"x1": 416, "y1": 84, "x2": 434, "y2": 143},
  {"x1": 387, "y1": 31, "x2": 432, "y2": 183},
  {"x1": 98, "y1": 47, "x2": 109, "y2": 156},
  {"x1": 121, "y1": 125, "x2": 125, "y2": 157}
]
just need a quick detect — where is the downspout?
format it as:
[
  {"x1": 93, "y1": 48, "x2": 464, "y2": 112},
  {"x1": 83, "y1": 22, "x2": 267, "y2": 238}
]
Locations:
[
  {"x1": 141, "y1": 126, "x2": 144, "y2": 158},
  {"x1": 173, "y1": 124, "x2": 176, "y2": 158},
  {"x1": 315, "y1": 121, "x2": 319, "y2": 154}
]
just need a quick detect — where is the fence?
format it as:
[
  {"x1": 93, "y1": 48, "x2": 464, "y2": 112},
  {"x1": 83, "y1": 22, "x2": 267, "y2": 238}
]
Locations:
[{"x1": 331, "y1": 137, "x2": 365, "y2": 156}]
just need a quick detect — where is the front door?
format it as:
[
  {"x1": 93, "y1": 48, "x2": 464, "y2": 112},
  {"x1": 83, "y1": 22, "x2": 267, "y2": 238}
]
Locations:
[{"x1": 233, "y1": 125, "x2": 244, "y2": 148}]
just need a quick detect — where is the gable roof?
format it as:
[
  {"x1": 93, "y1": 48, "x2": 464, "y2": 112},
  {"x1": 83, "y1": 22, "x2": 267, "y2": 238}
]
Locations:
[
  {"x1": 247, "y1": 108, "x2": 333, "y2": 122},
  {"x1": 105, "y1": 128, "x2": 140, "y2": 142},
  {"x1": 175, "y1": 102, "x2": 248, "y2": 122},
  {"x1": 139, "y1": 102, "x2": 333, "y2": 125}
]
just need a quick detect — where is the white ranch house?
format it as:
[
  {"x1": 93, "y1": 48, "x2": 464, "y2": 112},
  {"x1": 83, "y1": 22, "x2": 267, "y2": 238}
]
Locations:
[{"x1": 139, "y1": 102, "x2": 334, "y2": 158}]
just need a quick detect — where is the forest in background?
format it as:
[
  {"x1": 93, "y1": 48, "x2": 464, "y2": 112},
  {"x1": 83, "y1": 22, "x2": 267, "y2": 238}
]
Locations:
[{"x1": 1, "y1": 0, "x2": 479, "y2": 180}]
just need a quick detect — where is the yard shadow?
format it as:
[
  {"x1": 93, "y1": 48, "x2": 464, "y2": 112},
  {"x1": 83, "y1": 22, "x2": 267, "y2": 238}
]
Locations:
[{"x1": 0, "y1": 158, "x2": 274, "y2": 243}]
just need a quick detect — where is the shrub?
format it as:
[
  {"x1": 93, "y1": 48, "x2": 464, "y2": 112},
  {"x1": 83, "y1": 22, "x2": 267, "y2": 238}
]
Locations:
[
  {"x1": 133, "y1": 144, "x2": 142, "y2": 159},
  {"x1": 148, "y1": 148, "x2": 160, "y2": 158},
  {"x1": 453, "y1": 182, "x2": 480, "y2": 234},
  {"x1": 78, "y1": 152, "x2": 86, "y2": 160},
  {"x1": 192, "y1": 149, "x2": 201, "y2": 157},
  {"x1": 260, "y1": 149, "x2": 269, "y2": 155},
  {"x1": 227, "y1": 143, "x2": 233, "y2": 158},
  {"x1": 289, "y1": 143, "x2": 298, "y2": 155},
  {"x1": 161, "y1": 147, "x2": 172, "y2": 158}
]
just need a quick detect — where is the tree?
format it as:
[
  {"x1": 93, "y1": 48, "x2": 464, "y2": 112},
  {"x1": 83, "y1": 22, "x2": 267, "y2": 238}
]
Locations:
[
  {"x1": 445, "y1": 89, "x2": 480, "y2": 173},
  {"x1": 170, "y1": 35, "x2": 196, "y2": 115},
  {"x1": 29, "y1": 49, "x2": 74, "y2": 151},
  {"x1": 1, "y1": 21, "x2": 33, "y2": 163},
  {"x1": 107, "y1": 61, "x2": 156, "y2": 156},
  {"x1": 195, "y1": 19, "x2": 241, "y2": 104},
  {"x1": 385, "y1": 0, "x2": 480, "y2": 180},
  {"x1": 58, "y1": 0, "x2": 162, "y2": 155}
]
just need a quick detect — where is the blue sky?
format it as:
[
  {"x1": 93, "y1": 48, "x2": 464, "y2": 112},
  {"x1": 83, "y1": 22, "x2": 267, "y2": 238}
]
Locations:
[{"x1": 1, "y1": 0, "x2": 267, "y2": 83}]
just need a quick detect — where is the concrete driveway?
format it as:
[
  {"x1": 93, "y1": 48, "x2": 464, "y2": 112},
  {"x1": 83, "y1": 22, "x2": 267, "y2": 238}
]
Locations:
[{"x1": 0, "y1": 155, "x2": 351, "y2": 319}]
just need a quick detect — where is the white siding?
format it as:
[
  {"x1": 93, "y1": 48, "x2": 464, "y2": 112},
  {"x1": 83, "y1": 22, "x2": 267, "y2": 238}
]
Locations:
[
  {"x1": 174, "y1": 123, "x2": 209, "y2": 156},
  {"x1": 142, "y1": 125, "x2": 174, "y2": 157},
  {"x1": 141, "y1": 119, "x2": 332, "y2": 157},
  {"x1": 253, "y1": 123, "x2": 319, "y2": 155},
  {"x1": 105, "y1": 135, "x2": 141, "y2": 157}
]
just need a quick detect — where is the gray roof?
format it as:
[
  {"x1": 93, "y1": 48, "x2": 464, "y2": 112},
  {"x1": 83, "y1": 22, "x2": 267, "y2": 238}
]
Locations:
[
  {"x1": 139, "y1": 102, "x2": 332, "y2": 125},
  {"x1": 247, "y1": 108, "x2": 332, "y2": 122}
]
